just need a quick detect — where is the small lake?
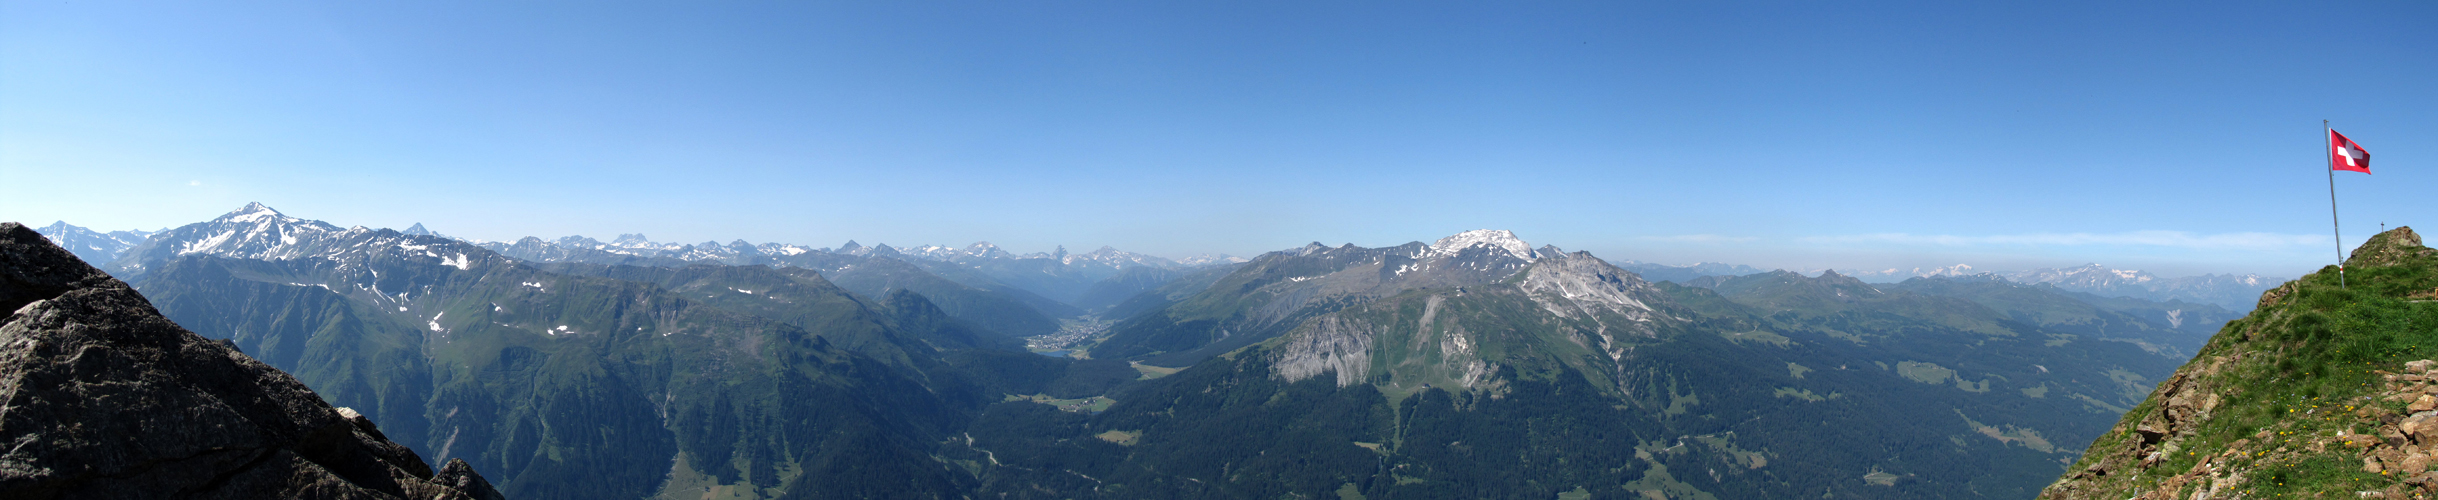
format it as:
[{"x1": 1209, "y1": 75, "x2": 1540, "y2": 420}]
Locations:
[{"x1": 1035, "y1": 350, "x2": 1069, "y2": 358}]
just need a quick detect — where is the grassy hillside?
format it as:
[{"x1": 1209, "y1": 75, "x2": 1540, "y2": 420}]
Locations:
[{"x1": 2042, "y1": 226, "x2": 2438, "y2": 499}]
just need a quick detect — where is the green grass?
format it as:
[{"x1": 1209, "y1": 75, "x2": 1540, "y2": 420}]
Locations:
[
  {"x1": 2238, "y1": 453, "x2": 2386, "y2": 498},
  {"x1": 1896, "y1": 361, "x2": 1955, "y2": 384},
  {"x1": 1716, "y1": 329, "x2": 1792, "y2": 346},
  {"x1": 1094, "y1": 429, "x2": 1141, "y2": 446},
  {"x1": 1773, "y1": 387, "x2": 1829, "y2": 402},
  {"x1": 1005, "y1": 393, "x2": 1116, "y2": 413},
  {"x1": 1130, "y1": 361, "x2": 1182, "y2": 380},
  {"x1": 2057, "y1": 232, "x2": 2438, "y2": 498}
]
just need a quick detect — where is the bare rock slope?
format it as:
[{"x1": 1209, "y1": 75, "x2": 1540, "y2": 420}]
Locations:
[{"x1": 0, "y1": 222, "x2": 504, "y2": 500}]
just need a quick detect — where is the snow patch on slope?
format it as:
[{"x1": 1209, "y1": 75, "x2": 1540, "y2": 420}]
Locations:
[{"x1": 1429, "y1": 229, "x2": 1535, "y2": 261}]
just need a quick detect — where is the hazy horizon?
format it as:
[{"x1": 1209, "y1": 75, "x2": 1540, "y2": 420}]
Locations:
[
  {"x1": 23, "y1": 200, "x2": 2320, "y2": 281},
  {"x1": 6, "y1": 1, "x2": 2432, "y2": 279}
]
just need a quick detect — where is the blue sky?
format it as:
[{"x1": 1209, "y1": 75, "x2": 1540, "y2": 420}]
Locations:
[{"x1": 4, "y1": 1, "x2": 2432, "y2": 277}]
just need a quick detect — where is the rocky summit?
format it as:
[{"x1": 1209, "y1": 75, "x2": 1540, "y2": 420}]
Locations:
[
  {"x1": 0, "y1": 222, "x2": 504, "y2": 500},
  {"x1": 2041, "y1": 227, "x2": 2438, "y2": 499}
]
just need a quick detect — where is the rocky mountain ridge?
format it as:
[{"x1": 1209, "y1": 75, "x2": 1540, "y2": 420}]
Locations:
[
  {"x1": 108, "y1": 205, "x2": 1004, "y2": 498},
  {"x1": 0, "y1": 222, "x2": 504, "y2": 500},
  {"x1": 41, "y1": 203, "x2": 2286, "y2": 317},
  {"x1": 1842, "y1": 263, "x2": 1982, "y2": 281},
  {"x1": 1268, "y1": 247, "x2": 1667, "y2": 394},
  {"x1": 31, "y1": 221, "x2": 155, "y2": 266},
  {"x1": 104, "y1": 202, "x2": 384, "y2": 280},
  {"x1": 477, "y1": 228, "x2": 1194, "y2": 312},
  {"x1": 969, "y1": 227, "x2": 2195, "y2": 498},
  {"x1": 1088, "y1": 229, "x2": 1579, "y2": 365},
  {"x1": 2040, "y1": 226, "x2": 2438, "y2": 499},
  {"x1": 2005, "y1": 264, "x2": 2280, "y2": 312},
  {"x1": 478, "y1": 231, "x2": 1189, "y2": 271}
]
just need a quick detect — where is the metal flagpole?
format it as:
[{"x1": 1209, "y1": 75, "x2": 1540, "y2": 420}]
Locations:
[{"x1": 2326, "y1": 119, "x2": 2347, "y2": 289}]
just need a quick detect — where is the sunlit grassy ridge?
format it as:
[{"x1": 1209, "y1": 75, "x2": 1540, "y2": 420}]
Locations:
[{"x1": 2043, "y1": 226, "x2": 2438, "y2": 499}]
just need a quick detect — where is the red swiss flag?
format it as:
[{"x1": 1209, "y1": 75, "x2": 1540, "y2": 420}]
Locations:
[{"x1": 2331, "y1": 129, "x2": 2371, "y2": 174}]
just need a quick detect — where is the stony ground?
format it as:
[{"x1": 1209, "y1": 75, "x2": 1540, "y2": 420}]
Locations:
[
  {"x1": 2051, "y1": 358, "x2": 2438, "y2": 500},
  {"x1": 2042, "y1": 227, "x2": 2438, "y2": 500}
]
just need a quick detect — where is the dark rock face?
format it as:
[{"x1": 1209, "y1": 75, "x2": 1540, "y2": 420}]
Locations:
[{"x1": 0, "y1": 222, "x2": 504, "y2": 500}]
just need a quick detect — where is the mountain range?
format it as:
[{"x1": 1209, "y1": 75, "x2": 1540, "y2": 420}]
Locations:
[
  {"x1": 91, "y1": 204, "x2": 1016, "y2": 497},
  {"x1": 2001, "y1": 264, "x2": 2279, "y2": 312},
  {"x1": 41, "y1": 209, "x2": 2278, "y2": 317},
  {"x1": 1616, "y1": 261, "x2": 1772, "y2": 284},
  {"x1": 0, "y1": 222, "x2": 506, "y2": 500},
  {"x1": 972, "y1": 230, "x2": 2210, "y2": 498},
  {"x1": 16, "y1": 203, "x2": 2305, "y2": 498},
  {"x1": 31, "y1": 221, "x2": 156, "y2": 270}
]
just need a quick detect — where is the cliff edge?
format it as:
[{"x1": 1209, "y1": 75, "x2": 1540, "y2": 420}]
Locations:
[
  {"x1": 0, "y1": 222, "x2": 505, "y2": 500},
  {"x1": 2042, "y1": 227, "x2": 2438, "y2": 499}
]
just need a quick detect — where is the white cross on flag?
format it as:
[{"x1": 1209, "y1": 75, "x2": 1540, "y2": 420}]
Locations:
[{"x1": 2330, "y1": 129, "x2": 2371, "y2": 174}]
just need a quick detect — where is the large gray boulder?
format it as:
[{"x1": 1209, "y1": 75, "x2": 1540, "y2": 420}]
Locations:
[{"x1": 0, "y1": 222, "x2": 504, "y2": 500}]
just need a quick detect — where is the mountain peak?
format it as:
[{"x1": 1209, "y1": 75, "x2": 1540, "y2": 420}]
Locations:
[
  {"x1": 1431, "y1": 229, "x2": 1534, "y2": 261},
  {"x1": 0, "y1": 222, "x2": 507, "y2": 499},
  {"x1": 610, "y1": 233, "x2": 653, "y2": 247},
  {"x1": 1, "y1": 223, "x2": 117, "y2": 312},
  {"x1": 402, "y1": 223, "x2": 432, "y2": 236},
  {"x1": 2347, "y1": 226, "x2": 2429, "y2": 269},
  {"x1": 961, "y1": 242, "x2": 1009, "y2": 258},
  {"x1": 217, "y1": 202, "x2": 289, "y2": 223}
]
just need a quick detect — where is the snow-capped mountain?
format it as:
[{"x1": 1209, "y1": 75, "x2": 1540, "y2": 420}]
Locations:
[
  {"x1": 884, "y1": 241, "x2": 1184, "y2": 270},
  {"x1": 479, "y1": 225, "x2": 1219, "y2": 288},
  {"x1": 469, "y1": 232, "x2": 1197, "y2": 310},
  {"x1": 475, "y1": 233, "x2": 819, "y2": 266},
  {"x1": 2005, "y1": 263, "x2": 2163, "y2": 289},
  {"x1": 1177, "y1": 253, "x2": 1250, "y2": 266},
  {"x1": 2005, "y1": 264, "x2": 2281, "y2": 311},
  {"x1": 1843, "y1": 264, "x2": 1980, "y2": 282},
  {"x1": 1238, "y1": 229, "x2": 1558, "y2": 302},
  {"x1": 1096, "y1": 228, "x2": 1663, "y2": 365},
  {"x1": 896, "y1": 242, "x2": 1019, "y2": 262},
  {"x1": 1063, "y1": 245, "x2": 1181, "y2": 269},
  {"x1": 32, "y1": 221, "x2": 157, "y2": 266},
  {"x1": 108, "y1": 203, "x2": 348, "y2": 277},
  {"x1": 1604, "y1": 254, "x2": 2281, "y2": 312},
  {"x1": 105, "y1": 203, "x2": 514, "y2": 283}
]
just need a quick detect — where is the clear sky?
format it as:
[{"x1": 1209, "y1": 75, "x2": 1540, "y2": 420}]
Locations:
[{"x1": 4, "y1": 1, "x2": 2432, "y2": 278}]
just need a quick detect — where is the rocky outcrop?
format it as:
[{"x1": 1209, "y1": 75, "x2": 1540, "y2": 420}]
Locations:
[
  {"x1": 2350, "y1": 226, "x2": 2432, "y2": 269},
  {"x1": 2040, "y1": 226, "x2": 2438, "y2": 499},
  {"x1": 1272, "y1": 315, "x2": 1377, "y2": 387},
  {"x1": 1516, "y1": 247, "x2": 1657, "y2": 321},
  {"x1": 2050, "y1": 358, "x2": 2438, "y2": 500},
  {"x1": 0, "y1": 222, "x2": 503, "y2": 500}
]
